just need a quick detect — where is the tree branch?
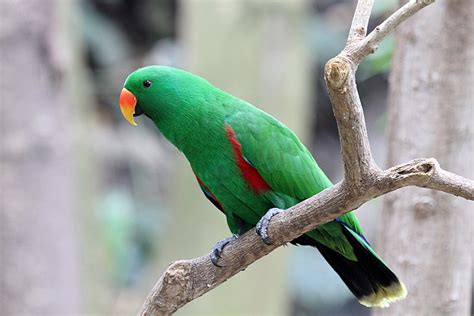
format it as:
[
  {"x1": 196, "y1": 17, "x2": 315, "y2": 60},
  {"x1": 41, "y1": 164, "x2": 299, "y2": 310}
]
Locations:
[
  {"x1": 384, "y1": 158, "x2": 474, "y2": 200},
  {"x1": 346, "y1": 0, "x2": 374, "y2": 44},
  {"x1": 137, "y1": 1, "x2": 472, "y2": 315},
  {"x1": 344, "y1": 0, "x2": 435, "y2": 63},
  {"x1": 324, "y1": 57, "x2": 379, "y2": 186},
  {"x1": 140, "y1": 159, "x2": 472, "y2": 315}
]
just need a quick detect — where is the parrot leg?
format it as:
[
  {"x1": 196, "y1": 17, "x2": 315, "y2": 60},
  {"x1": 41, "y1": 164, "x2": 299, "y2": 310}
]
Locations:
[
  {"x1": 210, "y1": 234, "x2": 238, "y2": 267},
  {"x1": 255, "y1": 207, "x2": 284, "y2": 245}
]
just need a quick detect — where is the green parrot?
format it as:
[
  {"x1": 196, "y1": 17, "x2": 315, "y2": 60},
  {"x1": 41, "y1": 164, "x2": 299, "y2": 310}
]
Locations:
[{"x1": 119, "y1": 66, "x2": 406, "y2": 307}]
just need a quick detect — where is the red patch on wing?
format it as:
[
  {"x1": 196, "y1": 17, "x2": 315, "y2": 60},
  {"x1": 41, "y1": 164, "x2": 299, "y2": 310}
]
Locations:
[{"x1": 225, "y1": 124, "x2": 271, "y2": 193}]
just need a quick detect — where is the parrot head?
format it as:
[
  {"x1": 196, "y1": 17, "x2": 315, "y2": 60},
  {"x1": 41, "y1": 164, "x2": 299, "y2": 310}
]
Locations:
[{"x1": 119, "y1": 66, "x2": 215, "y2": 126}]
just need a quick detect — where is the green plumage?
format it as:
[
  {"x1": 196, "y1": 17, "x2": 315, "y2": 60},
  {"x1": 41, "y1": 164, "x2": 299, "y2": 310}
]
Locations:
[{"x1": 122, "y1": 66, "x2": 406, "y2": 307}]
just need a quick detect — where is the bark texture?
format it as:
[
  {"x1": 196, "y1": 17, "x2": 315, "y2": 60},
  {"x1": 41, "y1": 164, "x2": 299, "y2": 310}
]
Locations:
[
  {"x1": 0, "y1": 1, "x2": 80, "y2": 314},
  {"x1": 375, "y1": 1, "x2": 474, "y2": 315}
]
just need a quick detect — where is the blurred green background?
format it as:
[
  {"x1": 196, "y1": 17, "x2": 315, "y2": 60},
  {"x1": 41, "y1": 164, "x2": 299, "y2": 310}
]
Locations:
[{"x1": 1, "y1": 0, "x2": 399, "y2": 315}]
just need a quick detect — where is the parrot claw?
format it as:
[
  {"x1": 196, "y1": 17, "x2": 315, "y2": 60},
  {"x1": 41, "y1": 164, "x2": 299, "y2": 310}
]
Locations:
[
  {"x1": 256, "y1": 208, "x2": 284, "y2": 245},
  {"x1": 210, "y1": 235, "x2": 238, "y2": 267}
]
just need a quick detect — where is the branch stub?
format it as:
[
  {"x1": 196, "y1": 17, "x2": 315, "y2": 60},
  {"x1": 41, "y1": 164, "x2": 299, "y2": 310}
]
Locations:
[{"x1": 325, "y1": 57, "x2": 350, "y2": 90}]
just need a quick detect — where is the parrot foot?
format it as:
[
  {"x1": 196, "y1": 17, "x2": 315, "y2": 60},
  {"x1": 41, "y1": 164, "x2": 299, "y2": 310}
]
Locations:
[
  {"x1": 210, "y1": 235, "x2": 238, "y2": 267},
  {"x1": 256, "y1": 207, "x2": 284, "y2": 245}
]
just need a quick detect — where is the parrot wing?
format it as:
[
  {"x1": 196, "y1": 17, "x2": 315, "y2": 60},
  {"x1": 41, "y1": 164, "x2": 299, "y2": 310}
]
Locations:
[
  {"x1": 225, "y1": 107, "x2": 364, "y2": 244},
  {"x1": 225, "y1": 108, "x2": 331, "y2": 201}
]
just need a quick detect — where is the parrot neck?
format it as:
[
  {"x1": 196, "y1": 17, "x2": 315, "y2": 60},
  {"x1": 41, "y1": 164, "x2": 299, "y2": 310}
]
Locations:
[{"x1": 151, "y1": 93, "x2": 230, "y2": 156}]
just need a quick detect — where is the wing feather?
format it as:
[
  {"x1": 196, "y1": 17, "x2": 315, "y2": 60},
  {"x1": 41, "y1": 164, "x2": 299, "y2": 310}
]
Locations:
[
  {"x1": 225, "y1": 107, "x2": 365, "y2": 257},
  {"x1": 225, "y1": 109, "x2": 331, "y2": 200}
]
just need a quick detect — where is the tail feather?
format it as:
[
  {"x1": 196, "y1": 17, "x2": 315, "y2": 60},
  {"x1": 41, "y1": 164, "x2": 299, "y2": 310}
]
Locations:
[{"x1": 314, "y1": 225, "x2": 407, "y2": 308}]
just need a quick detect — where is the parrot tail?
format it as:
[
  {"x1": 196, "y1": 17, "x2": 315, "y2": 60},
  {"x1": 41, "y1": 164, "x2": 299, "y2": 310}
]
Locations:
[{"x1": 315, "y1": 225, "x2": 407, "y2": 308}]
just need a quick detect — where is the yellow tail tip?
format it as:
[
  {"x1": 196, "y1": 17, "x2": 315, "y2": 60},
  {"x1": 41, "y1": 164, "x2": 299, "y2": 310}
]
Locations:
[{"x1": 359, "y1": 282, "x2": 407, "y2": 308}]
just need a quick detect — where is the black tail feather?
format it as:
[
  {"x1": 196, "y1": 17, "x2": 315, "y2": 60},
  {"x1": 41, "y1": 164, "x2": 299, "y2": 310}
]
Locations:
[{"x1": 293, "y1": 226, "x2": 406, "y2": 307}]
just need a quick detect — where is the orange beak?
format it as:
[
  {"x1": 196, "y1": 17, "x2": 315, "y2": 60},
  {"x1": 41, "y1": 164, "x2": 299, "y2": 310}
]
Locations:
[{"x1": 119, "y1": 88, "x2": 138, "y2": 126}]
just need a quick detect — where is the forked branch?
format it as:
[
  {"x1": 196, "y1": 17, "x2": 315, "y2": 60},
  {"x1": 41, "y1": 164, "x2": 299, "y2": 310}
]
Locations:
[{"x1": 138, "y1": 1, "x2": 473, "y2": 315}]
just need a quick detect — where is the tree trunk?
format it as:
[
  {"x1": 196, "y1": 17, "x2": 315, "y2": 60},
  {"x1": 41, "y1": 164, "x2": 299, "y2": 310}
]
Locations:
[
  {"x1": 375, "y1": 1, "x2": 473, "y2": 315},
  {"x1": 0, "y1": 1, "x2": 80, "y2": 314}
]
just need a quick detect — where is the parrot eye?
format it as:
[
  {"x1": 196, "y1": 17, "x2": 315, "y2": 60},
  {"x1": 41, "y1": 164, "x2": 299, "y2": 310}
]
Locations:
[{"x1": 143, "y1": 80, "x2": 152, "y2": 88}]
